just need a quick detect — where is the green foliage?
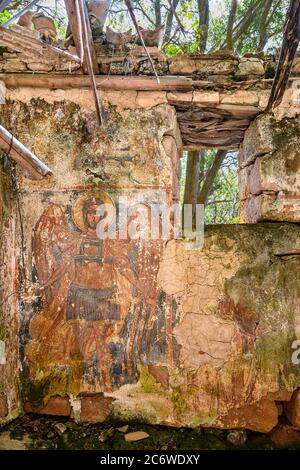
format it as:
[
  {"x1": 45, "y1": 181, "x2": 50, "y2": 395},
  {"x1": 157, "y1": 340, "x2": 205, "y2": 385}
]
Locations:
[
  {"x1": 200, "y1": 150, "x2": 239, "y2": 224},
  {"x1": 204, "y1": 153, "x2": 239, "y2": 224},
  {"x1": 1, "y1": 1, "x2": 290, "y2": 56},
  {"x1": 180, "y1": 150, "x2": 239, "y2": 224},
  {"x1": 0, "y1": 10, "x2": 10, "y2": 25}
]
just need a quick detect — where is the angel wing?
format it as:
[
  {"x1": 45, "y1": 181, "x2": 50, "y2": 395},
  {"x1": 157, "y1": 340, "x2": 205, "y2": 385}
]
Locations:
[{"x1": 33, "y1": 204, "x2": 77, "y2": 301}]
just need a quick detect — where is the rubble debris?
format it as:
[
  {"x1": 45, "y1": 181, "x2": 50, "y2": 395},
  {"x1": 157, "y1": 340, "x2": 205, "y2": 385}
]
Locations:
[{"x1": 125, "y1": 431, "x2": 150, "y2": 442}]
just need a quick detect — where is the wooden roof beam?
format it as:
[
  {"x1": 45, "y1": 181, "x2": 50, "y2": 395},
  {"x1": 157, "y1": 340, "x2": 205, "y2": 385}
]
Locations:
[
  {"x1": 0, "y1": 73, "x2": 193, "y2": 91},
  {"x1": 0, "y1": 24, "x2": 80, "y2": 62},
  {"x1": 0, "y1": 125, "x2": 52, "y2": 180},
  {"x1": 64, "y1": 0, "x2": 99, "y2": 74}
]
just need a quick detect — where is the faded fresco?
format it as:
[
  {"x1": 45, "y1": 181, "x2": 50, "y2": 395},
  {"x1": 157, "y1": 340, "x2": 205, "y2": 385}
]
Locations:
[
  {"x1": 3, "y1": 96, "x2": 300, "y2": 432},
  {"x1": 25, "y1": 191, "x2": 173, "y2": 393}
]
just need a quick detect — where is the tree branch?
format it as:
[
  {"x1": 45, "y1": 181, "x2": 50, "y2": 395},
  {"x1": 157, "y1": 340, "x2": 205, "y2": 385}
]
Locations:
[
  {"x1": 166, "y1": 0, "x2": 186, "y2": 36},
  {"x1": 257, "y1": 0, "x2": 273, "y2": 52},
  {"x1": 183, "y1": 150, "x2": 200, "y2": 206},
  {"x1": 197, "y1": 150, "x2": 227, "y2": 205},
  {"x1": 197, "y1": 0, "x2": 209, "y2": 53},
  {"x1": 266, "y1": 0, "x2": 300, "y2": 110},
  {"x1": 226, "y1": 0, "x2": 238, "y2": 51},
  {"x1": 164, "y1": 0, "x2": 179, "y2": 42}
]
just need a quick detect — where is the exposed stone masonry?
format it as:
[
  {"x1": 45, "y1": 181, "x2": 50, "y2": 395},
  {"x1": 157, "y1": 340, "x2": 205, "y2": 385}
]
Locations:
[{"x1": 0, "y1": 44, "x2": 299, "y2": 79}]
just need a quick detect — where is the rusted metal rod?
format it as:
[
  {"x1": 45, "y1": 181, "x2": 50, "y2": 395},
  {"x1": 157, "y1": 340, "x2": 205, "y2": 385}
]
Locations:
[
  {"x1": 0, "y1": 125, "x2": 52, "y2": 180},
  {"x1": 124, "y1": 0, "x2": 160, "y2": 84}
]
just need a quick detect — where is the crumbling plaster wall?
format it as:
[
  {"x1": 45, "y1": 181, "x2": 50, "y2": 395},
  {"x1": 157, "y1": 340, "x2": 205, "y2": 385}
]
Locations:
[
  {"x1": 0, "y1": 154, "x2": 21, "y2": 424},
  {"x1": 1, "y1": 87, "x2": 300, "y2": 433}
]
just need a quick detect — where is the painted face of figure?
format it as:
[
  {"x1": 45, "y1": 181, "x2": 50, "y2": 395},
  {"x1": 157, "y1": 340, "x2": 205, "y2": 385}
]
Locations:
[{"x1": 83, "y1": 199, "x2": 107, "y2": 231}]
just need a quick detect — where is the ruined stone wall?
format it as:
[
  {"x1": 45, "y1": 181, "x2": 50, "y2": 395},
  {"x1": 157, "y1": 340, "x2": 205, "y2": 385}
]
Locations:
[
  {"x1": 1, "y1": 45, "x2": 300, "y2": 80},
  {"x1": 0, "y1": 47, "x2": 269, "y2": 78},
  {"x1": 239, "y1": 90, "x2": 300, "y2": 223},
  {"x1": 1, "y1": 87, "x2": 300, "y2": 432}
]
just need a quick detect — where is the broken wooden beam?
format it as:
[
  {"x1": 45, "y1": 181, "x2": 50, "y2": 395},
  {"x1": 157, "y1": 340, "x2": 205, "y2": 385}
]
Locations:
[
  {"x1": 0, "y1": 125, "x2": 52, "y2": 180},
  {"x1": 0, "y1": 24, "x2": 80, "y2": 63},
  {"x1": 0, "y1": 23, "x2": 45, "y2": 59},
  {"x1": 64, "y1": 0, "x2": 99, "y2": 74}
]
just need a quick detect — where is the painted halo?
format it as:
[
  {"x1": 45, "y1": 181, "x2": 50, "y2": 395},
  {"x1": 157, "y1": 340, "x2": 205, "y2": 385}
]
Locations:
[{"x1": 72, "y1": 190, "x2": 115, "y2": 232}]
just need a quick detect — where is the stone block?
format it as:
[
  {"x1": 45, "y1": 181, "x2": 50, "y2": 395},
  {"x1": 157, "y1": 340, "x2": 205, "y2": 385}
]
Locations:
[
  {"x1": 258, "y1": 90, "x2": 271, "y2": 110},
  {"x1": 169, "y1": 56, "x2": 196, "y2": 75},
  {"x1": 24, "y1": 396, "x2": 71, "y2": 416},
  {"x1": 80, "y1": 394, "x2": 114, "y2": 423},
  {"x1": 240, "y1": 193, "x2": 277, "y2": 223},
  {"x1": 238, "y1": 165, "x2": 251, "y2": 201},
  {"x1": 54, "y1": 61, "x2": 81, "y2": 72},
  {"x1": 166, "y1": 91, "x2": 193, "y2": 103},
  {"x1": 103, "y1": 90, "x2": 138, "y2": 109},
  {"x1": 236, "y1": 57, "x2": 265, "y2": 77},
  {"x1": 250, "y1": 149, "x2": 300, "y2": 196},
  {"x1": 285, "y1": 388, "x2": 300, "y2": 427},
  {"x1": 216, "y1": 399, "x2": 278, "y2": 434},
  {"x1": 269, "y1": 424, "x2": 300, "y2": 448},
  {"x1": 194, "y1": 58, "x2": 236, "y2": 76},
  {"x1": 193, "y1": 91, "x2": 220, "y2": 105},
  {"x1": 221, "y1": 90, "x2": 259, "y2": 106},
  {"x1": 3, "y1": 59, "x2": 27, "y2": 72},
  {"x1": 292, "y1": 56, "x2": 300, "y2": 75},
  {"x1": 240, "y1": 114, "x2": 277, "y2": 167},
  {"x1": 136, "y1": 91, "x2": 167, "y2": 108},
  {"x1": 240, "y1": 191, "x2": 300, "y2": 223},
  {"x1": 27, "y1": 62, "x2": 54, "y2": 72}
]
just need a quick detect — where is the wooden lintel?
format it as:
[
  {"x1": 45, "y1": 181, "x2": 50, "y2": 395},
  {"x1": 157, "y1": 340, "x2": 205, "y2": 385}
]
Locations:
[
  {"x1": 3, "y1": 72, "x2": 300, "y2": 93},
  {"x1": 183, "y1": 144, "x2": 240, "y2": 151},
  {"x1": 0, "y1": 73, "x2": 194, "y2": 91}
]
